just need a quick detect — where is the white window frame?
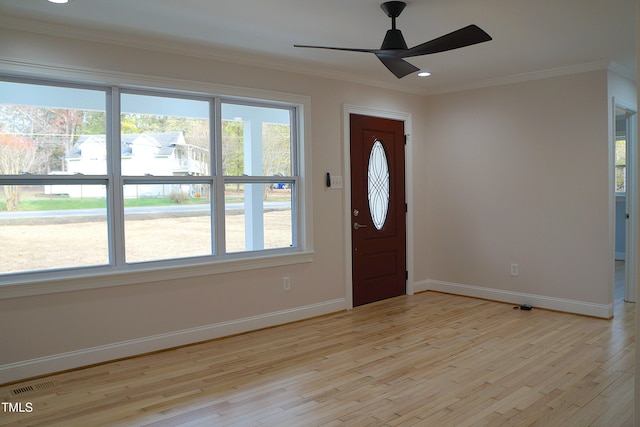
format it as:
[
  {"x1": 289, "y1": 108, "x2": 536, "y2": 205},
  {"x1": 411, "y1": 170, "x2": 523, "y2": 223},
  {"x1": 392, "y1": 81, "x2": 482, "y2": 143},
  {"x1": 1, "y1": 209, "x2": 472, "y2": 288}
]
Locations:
[{"x1": 0, "y1": 70, "x2": 313, "y2": 299}]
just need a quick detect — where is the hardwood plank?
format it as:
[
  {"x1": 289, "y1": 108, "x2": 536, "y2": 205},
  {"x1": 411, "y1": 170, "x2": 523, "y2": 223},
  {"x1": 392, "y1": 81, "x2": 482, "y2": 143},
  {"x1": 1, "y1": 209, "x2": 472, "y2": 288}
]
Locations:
[{"x1": 0, "y1": 290, "x2": 634, "y2": 426}]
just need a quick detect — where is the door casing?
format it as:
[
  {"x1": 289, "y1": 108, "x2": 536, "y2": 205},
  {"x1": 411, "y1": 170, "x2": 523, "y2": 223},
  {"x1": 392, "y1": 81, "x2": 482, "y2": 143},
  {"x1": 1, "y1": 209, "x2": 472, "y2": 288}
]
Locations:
[
  {"x1": 613, "y1": 98, "x2": 637, "y2": 303},
  {"x1": 342, "y1": 105, "x2": 414, "y2": 309}
]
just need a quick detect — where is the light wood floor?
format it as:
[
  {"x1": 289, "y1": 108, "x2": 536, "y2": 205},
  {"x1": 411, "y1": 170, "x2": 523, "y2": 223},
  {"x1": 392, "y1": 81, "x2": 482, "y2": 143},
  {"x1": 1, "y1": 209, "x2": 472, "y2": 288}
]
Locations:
[{"x1": 0, "y1": 280, "x2": 635, "y2": 426}]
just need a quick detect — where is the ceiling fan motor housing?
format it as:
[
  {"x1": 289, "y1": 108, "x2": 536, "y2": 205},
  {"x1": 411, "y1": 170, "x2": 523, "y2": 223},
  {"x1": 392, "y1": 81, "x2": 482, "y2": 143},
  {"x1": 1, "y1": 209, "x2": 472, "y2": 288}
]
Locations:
[{"x1": 381, "y1": 29, "x2": 408, "y2": 51}]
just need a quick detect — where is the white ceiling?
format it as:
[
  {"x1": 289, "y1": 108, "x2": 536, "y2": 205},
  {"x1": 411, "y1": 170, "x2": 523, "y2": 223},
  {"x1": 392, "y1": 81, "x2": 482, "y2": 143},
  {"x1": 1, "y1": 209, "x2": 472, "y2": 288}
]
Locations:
[{"x1": 0, "y1": 0, "x2": 636, "y2": 94}]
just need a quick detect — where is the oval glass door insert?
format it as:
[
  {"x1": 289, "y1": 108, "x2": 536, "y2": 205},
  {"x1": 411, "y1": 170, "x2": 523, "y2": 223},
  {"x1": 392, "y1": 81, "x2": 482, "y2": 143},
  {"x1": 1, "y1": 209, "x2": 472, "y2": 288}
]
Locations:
[{"x1": 368, "y1": 139, "x2": 390, "y2": 230}]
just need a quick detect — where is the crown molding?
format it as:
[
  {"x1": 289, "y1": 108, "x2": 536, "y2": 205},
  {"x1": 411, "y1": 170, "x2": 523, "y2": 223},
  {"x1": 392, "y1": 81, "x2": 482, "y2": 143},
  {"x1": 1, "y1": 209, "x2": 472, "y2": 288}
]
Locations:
[
  {"x1": 424, "y1": 60, "x2": 627, "y2": 96},
  {"x1": 1, "y1": 13, "x2": 634, "y2": 98},
  {"x1": 0, "y1": 13, "x2": 425, "y2": 96},
  {"x1": 608, "y1": 61, "x2": 637, "y2": 82}
]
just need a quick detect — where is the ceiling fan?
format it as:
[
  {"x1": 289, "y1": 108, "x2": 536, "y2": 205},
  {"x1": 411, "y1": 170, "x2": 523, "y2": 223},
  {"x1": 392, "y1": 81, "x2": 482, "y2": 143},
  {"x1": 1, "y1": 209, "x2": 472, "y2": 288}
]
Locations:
[{"x1": 294, "y1": 1, "x2": 492, "y2": 79}]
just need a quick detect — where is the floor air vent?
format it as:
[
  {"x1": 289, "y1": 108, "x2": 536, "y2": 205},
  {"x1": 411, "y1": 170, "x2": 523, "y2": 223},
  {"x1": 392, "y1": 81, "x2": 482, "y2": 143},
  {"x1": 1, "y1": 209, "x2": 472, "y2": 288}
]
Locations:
[{"x1": 11, "y1": 380, "x2": 56, "y2": 395}]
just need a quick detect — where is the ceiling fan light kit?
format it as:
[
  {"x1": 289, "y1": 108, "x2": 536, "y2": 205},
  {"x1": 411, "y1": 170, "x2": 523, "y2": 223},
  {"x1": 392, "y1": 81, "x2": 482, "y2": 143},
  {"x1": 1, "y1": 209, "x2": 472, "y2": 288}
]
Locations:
[{"x1": 294, "y1": 1, "x2": 492, "y2": 79}]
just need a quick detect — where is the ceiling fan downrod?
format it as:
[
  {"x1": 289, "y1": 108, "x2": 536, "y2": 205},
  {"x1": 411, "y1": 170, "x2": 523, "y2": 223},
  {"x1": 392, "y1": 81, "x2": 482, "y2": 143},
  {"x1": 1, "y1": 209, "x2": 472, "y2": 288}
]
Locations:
[{"x1": 380, "y1": 1, "x2": 408, "y2": 50}]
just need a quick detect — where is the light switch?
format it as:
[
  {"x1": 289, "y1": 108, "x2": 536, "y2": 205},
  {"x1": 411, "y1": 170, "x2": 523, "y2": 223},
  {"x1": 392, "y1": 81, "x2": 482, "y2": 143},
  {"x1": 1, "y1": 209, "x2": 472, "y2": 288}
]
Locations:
[{"x1": 329, "y1": 175, "x2": 343, "y2": 189}]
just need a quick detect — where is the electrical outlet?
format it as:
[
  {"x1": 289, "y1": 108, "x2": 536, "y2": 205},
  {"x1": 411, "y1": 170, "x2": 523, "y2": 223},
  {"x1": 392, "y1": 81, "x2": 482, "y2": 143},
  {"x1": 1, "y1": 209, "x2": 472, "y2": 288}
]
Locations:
[
  {"x1": 282, "y1": 276, "x2": 291, "y2": 291},
  {"x1": 510, "y1": 264, "x2": 518, "y2": 277}
]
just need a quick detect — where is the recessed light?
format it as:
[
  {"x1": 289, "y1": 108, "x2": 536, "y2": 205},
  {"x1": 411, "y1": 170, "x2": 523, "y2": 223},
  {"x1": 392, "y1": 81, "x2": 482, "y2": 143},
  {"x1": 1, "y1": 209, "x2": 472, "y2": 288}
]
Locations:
[
  {"x1": 417, "y1": 71, "x2": 431, "y2": 77},
  {"x1": 48, "y1": 0, "x2": 68, "y2": 3}
]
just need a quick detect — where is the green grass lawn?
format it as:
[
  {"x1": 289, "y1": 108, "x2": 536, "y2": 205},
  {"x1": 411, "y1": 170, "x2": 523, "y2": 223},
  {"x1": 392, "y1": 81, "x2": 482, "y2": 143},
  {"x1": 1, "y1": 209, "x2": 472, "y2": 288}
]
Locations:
[
  {"x1": 1, "y1": 197, "x2": 208, "y2": 211},
  {"x1": 1, "y1": 193, "x2": 291, "y2": 211}
]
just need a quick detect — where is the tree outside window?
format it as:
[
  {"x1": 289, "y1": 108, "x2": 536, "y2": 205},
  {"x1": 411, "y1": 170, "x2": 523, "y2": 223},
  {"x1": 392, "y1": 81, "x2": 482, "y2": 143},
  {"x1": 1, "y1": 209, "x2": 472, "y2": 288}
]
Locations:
[{"x1": 616, "y1": 137, "x2": 626, "y2": 193}]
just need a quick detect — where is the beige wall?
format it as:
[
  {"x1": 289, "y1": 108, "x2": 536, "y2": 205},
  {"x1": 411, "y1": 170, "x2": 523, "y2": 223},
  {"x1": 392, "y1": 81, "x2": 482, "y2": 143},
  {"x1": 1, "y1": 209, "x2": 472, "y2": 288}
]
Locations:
[
  {"x1": 0, "y1": 24, "x2": 632, "y2": 382},
  {"x1": 415, "y1": 71, "x2": 614, "y2": 312},
  {"x1": 0, "y1": 27, "x2": 426, "y2": 382}
]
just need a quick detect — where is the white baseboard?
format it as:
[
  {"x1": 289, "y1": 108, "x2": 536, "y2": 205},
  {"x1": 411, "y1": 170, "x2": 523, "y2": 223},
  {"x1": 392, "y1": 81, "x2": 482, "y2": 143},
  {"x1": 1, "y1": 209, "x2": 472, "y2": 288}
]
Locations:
[
  {"x1": 0, "y1": 298, "x2": 346, "y2": 384},
  {"x1": 413, "y1": 280, "x2": 613, "y2": 319}
]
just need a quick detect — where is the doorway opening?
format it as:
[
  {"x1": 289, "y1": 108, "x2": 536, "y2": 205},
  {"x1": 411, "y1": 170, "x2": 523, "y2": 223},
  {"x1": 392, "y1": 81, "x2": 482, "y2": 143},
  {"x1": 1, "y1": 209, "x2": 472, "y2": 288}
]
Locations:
[{"x1": 614, "y1": 104, "x2": 637, "y2": 306}]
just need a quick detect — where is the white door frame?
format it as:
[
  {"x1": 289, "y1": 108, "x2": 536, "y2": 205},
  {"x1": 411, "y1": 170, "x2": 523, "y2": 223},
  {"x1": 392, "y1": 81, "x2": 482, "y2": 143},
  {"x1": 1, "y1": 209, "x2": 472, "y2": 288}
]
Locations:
[
  {"x1": 613, "y1": 98, "x2": 637, "y2": 303},
  {"x1": 342, "y1": 104, "x2": 414, "y2": 309}
]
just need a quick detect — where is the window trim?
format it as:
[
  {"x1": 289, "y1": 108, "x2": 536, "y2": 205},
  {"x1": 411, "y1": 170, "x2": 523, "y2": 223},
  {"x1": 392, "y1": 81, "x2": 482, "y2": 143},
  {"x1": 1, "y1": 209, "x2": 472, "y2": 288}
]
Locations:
[
  {"x1": 0, "y1": 64, "x2": 313, "y2": 298},
  {"x1": 0, "y1": 251, "x2": 314, "y2": 299}
]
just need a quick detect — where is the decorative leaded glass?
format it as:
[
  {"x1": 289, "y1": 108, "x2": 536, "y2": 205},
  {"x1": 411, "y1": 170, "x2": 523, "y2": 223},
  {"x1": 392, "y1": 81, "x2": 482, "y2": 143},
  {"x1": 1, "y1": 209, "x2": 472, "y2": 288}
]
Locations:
[{"x1": 368, "y1": 139, "x2": 390, "y2": 230}]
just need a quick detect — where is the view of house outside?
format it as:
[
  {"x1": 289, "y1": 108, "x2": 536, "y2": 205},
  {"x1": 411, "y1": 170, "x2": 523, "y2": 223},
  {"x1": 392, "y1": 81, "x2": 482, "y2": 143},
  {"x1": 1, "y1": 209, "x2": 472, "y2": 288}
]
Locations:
[{"x1": 0, "y1": 81, "x2": 295, "y2": 274}]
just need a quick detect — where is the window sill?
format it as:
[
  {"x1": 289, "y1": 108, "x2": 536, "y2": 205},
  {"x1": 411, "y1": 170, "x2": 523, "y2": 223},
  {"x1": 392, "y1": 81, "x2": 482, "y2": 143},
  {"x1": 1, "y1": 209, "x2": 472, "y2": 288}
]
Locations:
[{"x1": 0, "y1": 251, "x2": 314, "y2": 299}]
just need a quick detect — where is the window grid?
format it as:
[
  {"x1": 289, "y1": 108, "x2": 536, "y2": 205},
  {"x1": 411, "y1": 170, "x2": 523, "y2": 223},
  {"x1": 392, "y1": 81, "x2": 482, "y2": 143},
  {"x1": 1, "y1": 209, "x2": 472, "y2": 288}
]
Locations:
[{"x1": 0, "y1": 77, "x2": 301, "y2": 280}]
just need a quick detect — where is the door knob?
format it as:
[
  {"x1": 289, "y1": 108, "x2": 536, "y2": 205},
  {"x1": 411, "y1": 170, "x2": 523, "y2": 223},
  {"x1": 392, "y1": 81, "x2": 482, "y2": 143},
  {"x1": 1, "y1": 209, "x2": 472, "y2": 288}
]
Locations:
[{"x1": 353, "y1": 222, "x2": 368, "y2": 230}]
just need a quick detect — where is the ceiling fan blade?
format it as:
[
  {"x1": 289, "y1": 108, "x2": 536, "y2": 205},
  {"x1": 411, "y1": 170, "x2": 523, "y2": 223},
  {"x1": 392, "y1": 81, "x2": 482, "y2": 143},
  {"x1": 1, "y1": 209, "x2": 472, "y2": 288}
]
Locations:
[
  {"x1": 401, "y1": 24, "x2": 492, "y2": 58},
  {"x1": 294, "y1": 45, "x2": 377, "y2": 53},
  {"x1": 375, "y1": 53, "x2": 419, "y2": 78}
]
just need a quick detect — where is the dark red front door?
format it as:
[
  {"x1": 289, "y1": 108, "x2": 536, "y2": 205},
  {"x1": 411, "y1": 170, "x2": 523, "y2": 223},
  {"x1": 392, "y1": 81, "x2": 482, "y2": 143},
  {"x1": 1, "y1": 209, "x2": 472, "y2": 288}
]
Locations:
[{"x1": 350, "y1": 114, "x2": 406, "y2": 306}]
